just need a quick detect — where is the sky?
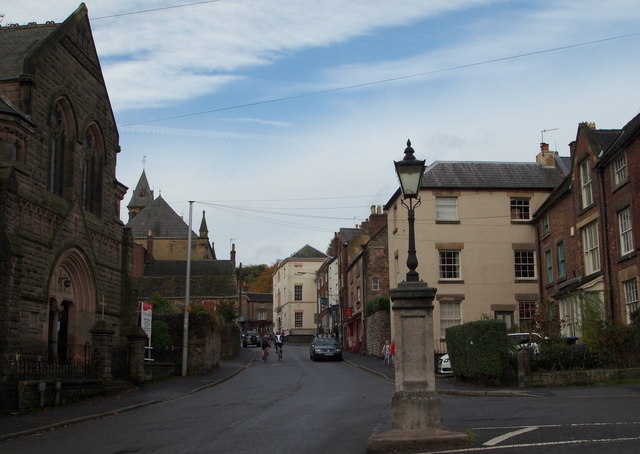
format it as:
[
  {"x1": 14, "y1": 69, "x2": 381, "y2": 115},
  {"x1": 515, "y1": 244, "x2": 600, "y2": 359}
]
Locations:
[{"x1": 3, "y1": 1, "x2": 640, "y2": 266}]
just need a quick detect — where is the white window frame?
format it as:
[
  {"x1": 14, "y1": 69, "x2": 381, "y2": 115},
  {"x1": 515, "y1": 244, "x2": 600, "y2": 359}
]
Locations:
[
  {"x1": 510, "y1": 197, "x2": 531, "y2": 221},
  {"x1": 436, "y1": 196, "x2": 458, "y2": 221},
  {"x1": 580, "y1": 159, "x2": 593, "y2": 208},
  {"x1": 618, "y1": 207, "x2": 634, "y2": 256},
  {"x1": 371, "y1": 278, "x2": 380, "y2": 291},
  {"x1": 582, "y1": 222, "x2": 600, "y2": 274},
  {"x1": 440, "y1": 301, "x2": 461, "y2": 338},
  {"x1": 294, "y1": 312, "x2": 303, "y2": 328},
  {"x1": 518, "y1": 301, "x2": 536, "y2": 331},
  {"x1": 439, "y1": 250, "x2": 461, "y2": 280},
  {"x1": 623, "y1": 279, "x2": 639, "y2": 323},
  {"x1": 514, "y1": 250, "x2": 536, "y2": 279},
  {"x1": 559, "y1": 295, "x2": 582, "y2": 338},
  {"x1": 294, "y1": 284, "x2": 303, "y2": 301},
  {"x1": 612, "y1": 152, "x2": 628, "y2": 186}
]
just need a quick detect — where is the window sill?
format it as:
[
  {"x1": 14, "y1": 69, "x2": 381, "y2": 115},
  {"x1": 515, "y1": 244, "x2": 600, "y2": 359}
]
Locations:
[
  {"x1": 510, "y1": 219, "x2": 531, "y2": 224},
  {"x1": 438, "y1": 279, "x2": 464, "y2": 284},
  {"x1": 436, "y1": 220, "x2": 460, "y2": 224},
  {"x1": 617, "y1": 251, "x2": 637, "y2": 264},
  {"x1": 515, "y1": 279, "x2": 537, "y2": 284}
]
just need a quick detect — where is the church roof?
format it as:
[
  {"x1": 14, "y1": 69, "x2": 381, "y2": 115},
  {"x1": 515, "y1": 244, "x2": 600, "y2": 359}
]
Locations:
[
  {"x1": 135, "y1": 260, "x2": 236, "y2": 298},
  {"x1": 127, "y1": 169, "x2": 153, "y2": 210},
  {"x1": 0, "y1": 22, "x2": 58, "y2": 80},
  {"x1": 126, "y1": 195, "x2": 198, "y2": 238}
]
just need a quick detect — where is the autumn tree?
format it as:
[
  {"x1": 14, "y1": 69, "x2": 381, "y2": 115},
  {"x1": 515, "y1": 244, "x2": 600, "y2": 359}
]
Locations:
[{"x1": 250, "y1": 265, "x2": 275, "y2": 293}]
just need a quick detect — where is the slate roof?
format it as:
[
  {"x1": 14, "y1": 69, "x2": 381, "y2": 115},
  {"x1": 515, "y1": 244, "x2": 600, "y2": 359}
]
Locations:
[
  {"x1": 126, "y1": 195, "x2": 198, "y2": 238},
  {"x1": 143, "y1": 260, "x2": 233, "y2": 277},
  {"x1": 291, "y1": 244, "x2": 327, "y2": 259},
  {"x1": 127, "y1": 170, "x2": 154, "y2": 210},
  {"x1": 421, "y1": 161, "x2": 566, "y2": 190},
  {"x1": 246, "y1": 292, "x2": 273, "y2": 303},
  {"x1": 598, "y1": 112, "x2": 640, "y2": 163},
  {"x1": 0, "y1": 23, "x2": 58, "y2": 80},
  {"x1": 135, "y1": 259, "x2": 236, "y2": 298}
]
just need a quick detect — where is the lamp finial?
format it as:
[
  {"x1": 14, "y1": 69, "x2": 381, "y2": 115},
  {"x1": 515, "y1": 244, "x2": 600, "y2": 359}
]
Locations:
[{"x1": 404, "y1": 140, "x2": 415, "y2": 159}]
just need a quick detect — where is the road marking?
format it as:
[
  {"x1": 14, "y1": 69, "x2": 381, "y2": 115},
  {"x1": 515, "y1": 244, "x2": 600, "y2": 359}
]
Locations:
[
  {"x1": 483, "y1": 426, "x2": 538, "y2": 446},
  {"x1": 428, "y1": 435, "x2": 640, "y2": 453}
]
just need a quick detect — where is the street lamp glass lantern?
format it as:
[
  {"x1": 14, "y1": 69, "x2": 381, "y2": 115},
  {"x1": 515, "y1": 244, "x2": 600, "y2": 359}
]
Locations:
[{"x1": 394, "y1": 140, "x2": 425, "y2": 199}]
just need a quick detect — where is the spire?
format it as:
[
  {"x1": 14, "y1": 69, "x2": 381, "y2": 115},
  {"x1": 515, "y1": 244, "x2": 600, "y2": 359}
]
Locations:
[
  {"x1": 127, "y1": 169, "x2": 154, "y2": 221},
  {"x1": 199, "y1": 210, "x2": 209, "y2": 238}
]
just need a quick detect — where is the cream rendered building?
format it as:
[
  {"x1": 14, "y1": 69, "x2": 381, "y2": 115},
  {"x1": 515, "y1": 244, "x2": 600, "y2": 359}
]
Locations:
[
  {"x1": 272, "y1": 245, "x2": 328, "y2": 337},
  {"x1": 387, "y1": 153, "x2": 568, "y2": 352}
]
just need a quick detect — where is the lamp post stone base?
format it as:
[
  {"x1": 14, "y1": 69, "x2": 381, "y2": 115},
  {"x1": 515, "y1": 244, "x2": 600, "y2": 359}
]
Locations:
[
  {"x1": 391, "y1": 390, "x2": 441, "y2": 431},
  {"x1": 367, "y1": 428, "x2": 469, "y2": 453},
  {"x1": 366, "y1": 280, "x2": 470, "y2": 452}
]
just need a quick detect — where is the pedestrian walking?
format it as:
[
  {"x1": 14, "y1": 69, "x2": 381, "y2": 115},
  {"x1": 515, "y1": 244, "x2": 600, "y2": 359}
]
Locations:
[
  {"x1": 390, "y1": 339, "x2": 396, "y2": 367},
  {"x1": 381, "y1": 339, "x2": 391, "y2": 365}
]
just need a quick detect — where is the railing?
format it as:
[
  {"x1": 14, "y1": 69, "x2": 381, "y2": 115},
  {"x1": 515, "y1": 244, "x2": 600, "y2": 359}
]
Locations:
[{"x1": 7, "y1": 357, "x2": 92, "y2": 380}]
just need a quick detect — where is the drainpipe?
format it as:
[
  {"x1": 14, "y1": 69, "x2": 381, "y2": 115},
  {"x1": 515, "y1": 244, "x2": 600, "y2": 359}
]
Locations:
[{"x1": 597, "y1": 163, "x2": 615, "y2": 322}]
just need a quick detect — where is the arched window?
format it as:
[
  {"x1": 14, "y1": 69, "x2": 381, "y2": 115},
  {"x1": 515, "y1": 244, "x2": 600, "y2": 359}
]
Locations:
[
  {"x1": 82, "y1": 125, "x2": 104, "y2": 215},
  {"x1": 49, "y1": 103, "x2": 67, "y2": 196}
]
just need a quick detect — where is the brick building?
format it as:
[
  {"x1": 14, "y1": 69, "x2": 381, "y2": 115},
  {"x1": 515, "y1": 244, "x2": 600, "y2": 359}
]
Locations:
[
  {"x1": 0, "y1": 5, "x2": 131, "y2": 372},
  {"x1": 534, "y1": 115, "x2": 640, "y2": 336}
]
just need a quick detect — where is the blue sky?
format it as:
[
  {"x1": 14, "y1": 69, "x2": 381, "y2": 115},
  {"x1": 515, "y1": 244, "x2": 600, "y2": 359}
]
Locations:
[{"x1": 4, "y1": 1, "x2": 640, "y2": 265}]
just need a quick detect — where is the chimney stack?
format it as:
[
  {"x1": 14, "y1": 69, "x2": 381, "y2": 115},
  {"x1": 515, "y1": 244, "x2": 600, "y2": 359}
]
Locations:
[{"x1": 536, "y1": 142, "x2": 557, "y2": 167}]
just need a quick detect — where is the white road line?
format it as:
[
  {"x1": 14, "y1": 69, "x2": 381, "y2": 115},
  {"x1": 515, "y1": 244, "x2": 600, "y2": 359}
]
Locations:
[
  {"x1": 483, "y1": 426, "x2": 539, "y2": 446},
  {"x1": 428, "y1": 435, "x2": 640, "y2": 453}
]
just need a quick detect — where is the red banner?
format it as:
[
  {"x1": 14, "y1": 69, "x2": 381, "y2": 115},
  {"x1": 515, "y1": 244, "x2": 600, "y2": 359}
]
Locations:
[{"x1": 345, "y1": 307, "x2": 353, "y2": 318}]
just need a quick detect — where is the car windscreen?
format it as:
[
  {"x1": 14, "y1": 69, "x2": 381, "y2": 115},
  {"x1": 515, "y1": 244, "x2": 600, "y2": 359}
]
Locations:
[{"x1": 314, "y1": 338, "x2": 337, "y2": 346}]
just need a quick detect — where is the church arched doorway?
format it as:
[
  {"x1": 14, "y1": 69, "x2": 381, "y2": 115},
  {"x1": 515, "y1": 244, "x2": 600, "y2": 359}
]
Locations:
[{"x1": 47, "y1": 248, "x2": 96, "y2": 363}]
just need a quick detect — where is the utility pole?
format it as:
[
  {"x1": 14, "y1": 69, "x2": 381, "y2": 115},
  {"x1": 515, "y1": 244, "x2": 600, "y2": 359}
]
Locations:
[{"x1": 181, "y1": 201, "x2": 194, "y2": 377}]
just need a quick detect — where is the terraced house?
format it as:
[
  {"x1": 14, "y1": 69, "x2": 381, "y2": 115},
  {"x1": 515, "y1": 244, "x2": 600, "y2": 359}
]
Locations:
[
  {"x1": 386, "y1": 144, "x2": 569, "y2": 352},
  {"x1": 534, "y1": 114, "x2": 640, "y2": 337}
]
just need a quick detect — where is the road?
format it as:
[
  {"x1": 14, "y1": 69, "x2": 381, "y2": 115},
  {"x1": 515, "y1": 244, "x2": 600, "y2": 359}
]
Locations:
[
  {"x1": 2, "y1": 344, "x2": 640, "y2": 453},
  {"x1": 0, "y1": 345, "x2": 394, "y2": 454}
]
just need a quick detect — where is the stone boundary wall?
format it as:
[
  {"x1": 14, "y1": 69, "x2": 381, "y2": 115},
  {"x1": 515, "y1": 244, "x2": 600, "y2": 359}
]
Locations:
[
  {"x1": 366, "y1": 310, "x2": 390, "y2": 356},
  {"x1": 527, "y1": 367, "x2": 640, "y2": 387}
]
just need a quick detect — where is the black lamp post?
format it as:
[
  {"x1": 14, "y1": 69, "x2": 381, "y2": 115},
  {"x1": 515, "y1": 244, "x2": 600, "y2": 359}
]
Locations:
[{"x1": 394, "y1": 139, "x2": 426, "y2": 282}]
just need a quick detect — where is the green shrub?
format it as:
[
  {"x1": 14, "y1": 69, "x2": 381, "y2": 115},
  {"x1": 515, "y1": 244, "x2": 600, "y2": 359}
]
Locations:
[
  {"x1": 151, "y1": 320, "x2": 173, "y2": 349},
  {"x1": 365, "y1": 296, "x2": 390, "y2": 316},
  {"x1": 446, "y1": 319, "x2": 509, "y2": 384}
]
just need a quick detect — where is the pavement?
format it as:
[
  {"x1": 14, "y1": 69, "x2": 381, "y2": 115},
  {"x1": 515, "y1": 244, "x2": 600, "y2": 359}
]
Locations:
[{"x1": 0, "y1": 347, "x2": 542, "y2": 442}]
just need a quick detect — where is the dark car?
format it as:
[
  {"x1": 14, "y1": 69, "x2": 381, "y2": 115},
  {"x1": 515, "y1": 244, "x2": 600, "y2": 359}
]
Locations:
[
  {"x1": 242, "y1": 330, "x2": 260, "y2": 348},
  {"x1": 310, "y1": 336, "x2": 342, "y2": 361}
]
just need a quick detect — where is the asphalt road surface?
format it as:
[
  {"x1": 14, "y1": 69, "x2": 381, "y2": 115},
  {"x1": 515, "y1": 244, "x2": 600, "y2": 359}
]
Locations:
[{"x1": 2, "y1": 344, "x2": 640, "y2": 453}]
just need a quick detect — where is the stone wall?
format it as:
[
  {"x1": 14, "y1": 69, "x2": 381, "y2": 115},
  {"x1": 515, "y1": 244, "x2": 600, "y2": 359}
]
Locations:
[
  {"x1": 366, "y1": 310, "x2": 390, "y2": 356},
  {"x1": 527, "y1": 367, "x2": 640, "y2": 387},
  {"x1": 220, "y1": 323, "x2": 241, "y2": 359}
]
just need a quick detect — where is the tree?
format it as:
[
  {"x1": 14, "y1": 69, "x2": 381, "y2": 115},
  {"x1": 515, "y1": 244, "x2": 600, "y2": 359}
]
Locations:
[
  {"x1": 251, "y1": 265, "x2": 275, "y2": 293},
  {"x1": 237, "y1": 264, "x2": 267, "y2": 290}
]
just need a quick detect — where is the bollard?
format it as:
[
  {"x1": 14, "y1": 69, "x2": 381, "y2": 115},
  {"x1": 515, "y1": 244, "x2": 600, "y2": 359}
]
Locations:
[
  {"x1": 517, "y1": 348, "x2": 531, "y2": 388},
  {"x1": 38, "y1": 382, "x2": 46, "y2": 408}
]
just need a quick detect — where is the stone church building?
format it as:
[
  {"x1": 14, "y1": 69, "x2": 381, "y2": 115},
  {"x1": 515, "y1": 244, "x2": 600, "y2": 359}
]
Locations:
[{"x1": 0, "y1": 4, "x2": 131, "y2": 378}]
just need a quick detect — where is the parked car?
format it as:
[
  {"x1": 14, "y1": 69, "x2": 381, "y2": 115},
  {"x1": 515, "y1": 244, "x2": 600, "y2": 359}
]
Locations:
[
  {"x1": 242, "y1": 330, "x2": 260, "y2": 348},
  {"x1": 437, "y1": 354, "x2": 452, "y2": 374},
  {"x1": 508, "y1": 332, "x2": 544, "y2": 354},
  {"x1": 310, "y1": 336, "x2": 343, "y2": 361}
]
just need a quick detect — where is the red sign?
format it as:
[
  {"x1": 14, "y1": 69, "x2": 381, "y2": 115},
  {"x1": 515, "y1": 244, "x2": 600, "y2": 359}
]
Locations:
[{"x1": 345, "y1": 307, "x2": 353, "y2": 318}]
